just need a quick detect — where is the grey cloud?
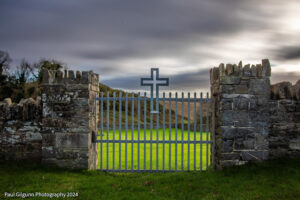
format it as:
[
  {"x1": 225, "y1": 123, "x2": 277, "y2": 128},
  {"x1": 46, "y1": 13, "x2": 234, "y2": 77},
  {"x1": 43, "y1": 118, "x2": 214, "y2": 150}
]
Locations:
[
  {"x1": 168, "y1": 69, "x2": 210, "y2": 91},
  {"x1": 102, "y1": 68, "x2": 210, "y2": 91},
  {"x1": 274, "y1": 46, "x2": 300, "y2": 60},
  {"x1": 78, "y1": 48, "x2": 139, "y2": 60},
  {"x1": 0, "y1": 0, "x2": 272, "y2": 59},
  {"x1": 0, "y1": 0, "x2": 299, "y2": 92}
]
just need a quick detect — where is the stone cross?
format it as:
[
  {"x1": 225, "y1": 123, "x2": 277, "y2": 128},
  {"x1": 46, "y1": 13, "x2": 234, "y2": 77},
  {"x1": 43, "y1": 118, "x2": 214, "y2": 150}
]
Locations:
[{"x1": 141, "y1": 68, "x2": 169, "y2": 99}]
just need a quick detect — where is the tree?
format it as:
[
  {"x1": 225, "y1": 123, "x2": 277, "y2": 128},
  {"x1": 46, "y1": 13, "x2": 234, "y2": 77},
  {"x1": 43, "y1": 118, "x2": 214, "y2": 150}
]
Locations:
[
  {"x1": 31, "y1": 59, "x2": 65, "y2": 83},
  {"x1": 15, "y1": 59, "x2": 32, "y2": 84},
  {"x1": 0, "y1": 55, "x2": 67, "y2": 102},
  {"x1": 0, "y1": 50, "x2": 12, "y2": 75},
  {"x1": 0, "y1": 51, "x2": 12, "y2": 101}
]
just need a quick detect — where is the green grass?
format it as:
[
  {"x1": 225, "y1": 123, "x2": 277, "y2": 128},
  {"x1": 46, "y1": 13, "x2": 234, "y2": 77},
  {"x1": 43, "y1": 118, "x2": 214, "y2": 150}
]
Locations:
[
  {"x1": 98, "y1": 128, "x2": 211, "y2": 171},
  {"x1": 1, "y1": 159, "x2": 300, "y2": 199}
]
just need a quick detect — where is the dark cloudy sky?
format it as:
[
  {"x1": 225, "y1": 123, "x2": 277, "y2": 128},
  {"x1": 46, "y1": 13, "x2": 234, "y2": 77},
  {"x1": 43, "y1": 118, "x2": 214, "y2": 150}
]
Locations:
[{"x1": 1, "y1": 0, "x2": 300, "y2": 94}]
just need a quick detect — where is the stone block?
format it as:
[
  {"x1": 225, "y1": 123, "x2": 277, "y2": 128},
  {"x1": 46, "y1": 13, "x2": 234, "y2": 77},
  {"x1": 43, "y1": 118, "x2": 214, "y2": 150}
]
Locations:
[
  {"x1": 222, "y1": 110, "x2": 250, "y2": 127},
  {"x1": 295, "y1": 102, "x2": 300, "y2": 112},
  {"x1": 261, "y1": 59, "x2": 271, "y2": 77},
  {"x1": 42, "y1": 69, "x2": 50, "y2": 84},
  {"x1": 218, "y1": 63, "x2": 226, "y2": 77},
  {"x1": 249, "y1": 78, "x2": 270, "y2": 95},
  {"x1": 210, "y1": 67, "x2": 219, "y2": 84},
  {"x1": 257, "y1": 64, "x2": 263, "y2": 77},
  {"x1": 220, "y1": 101, "x2": 232, "y2": 111},
  {"x1": 220, "y1": 76, "x2": 241, "y2": 85},
  {"x1": 271, "y1": 82, "x2": 292, "y2": 99},
  {"x1": 233, "y1": 64, "x2": 240, "y2": 76},
  {"x1": 226, "y1": 64, "x2": 234, "y2": 75},
  {"x1": 56, "y1": 71, "x2": 63, "y2": 83},
  {"x1": 55, "y1": 133, "x2": 88, "y2": 149},
  {"x1": 235, "y1": 127, "x2": 256, "y2": 137},
  {"x1": 243, "y1": 64, "x2": 251, "y2": 76},
  {"x1": 241, "y1": 151, "x2": 268, "y2": 161},
  {"x1": 234, "y1": 138, "x2": 255, "y2": 150},
  {"x1": 238, "y1": 61, "x2": 243, "y2": 69},
  {"x1": 232, "y1": 96, "x2": 256, "y2": 111},
  {"x1": 289, "y1": 139, "x2": 300, "y2": 150},
  {"x1": 249, "y1": 111, "x2": 269, "y2": 122},
  {"x1": 220, "y1": 85, "x2": 234, "y2": 94},
  {"x1": 292, "y1": 81, "x2": 300, "y2": 100},
  {"x1": 211, "y1": 84, "x2": 219, "y2": 96},
  {"x1": 235, "y1": 85, "x2": 249, "y2": 94},
  {"x1": 222, "y1": 140, "x2": 233, "y2": 152},
  {"x1": 221, "y1": 126, "x2": 256, "y2": 140},
  {"x1": 255, "y1": 133, "x2": 268, "y2": 150},
  {"x1": 222, "y1": 126, "x2": 235, "y2": 139},
  {"x1": 42, "y1": 134, "x2": 56, "y2": 146},
  {"x1": 56, "y1": 149, "x2": 88, "y2": 160},
  {"x1": 221, "y1": 153, "x2": 240, "y2": 160},
  {"x1": 25, "y1": 132, "x2": 42, "y2": 142},
  {"x1": 293, "y1": 112, "x2": 300, "y2": 121},
  {"x1": 222, "y1": 94, "x2": 255, "y2": 99},
  {"x1": 42, "y1": 146, "x2": 55, "y2": 158},
  {"x1": 81, "y1": 71, "x2": 89, "y2": 84},
  {"x1": 251, "y1": 65, "x2": 257, "y2": 76},
  {"x1": 68, "y1": 70, "x2": 75, "y2": 80}
]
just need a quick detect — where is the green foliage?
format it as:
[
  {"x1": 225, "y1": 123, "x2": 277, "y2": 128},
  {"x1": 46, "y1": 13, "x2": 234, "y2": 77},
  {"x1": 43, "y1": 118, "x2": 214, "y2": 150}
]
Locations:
[
  {"x1": 0, "y1": 159, "x2": 299, "y2": 199},
  {"x1": 0, "y1": 75, "x2": 25, "y2": 102},
  {"x1": 39, "y1": 60, "x2": 63, "y2": 71},
  {"x1": 26, "y1": 86, "x2": 36, "y2": 97},
  {"x1": 0, "y1": 50, "x2": 11, "y2": 75},
  {"x1": 37, "y1": 60, "x2": 64, "y2": 83},
  {"x1": 0, "y1": 57, "x2": 65, "y2": 102}
]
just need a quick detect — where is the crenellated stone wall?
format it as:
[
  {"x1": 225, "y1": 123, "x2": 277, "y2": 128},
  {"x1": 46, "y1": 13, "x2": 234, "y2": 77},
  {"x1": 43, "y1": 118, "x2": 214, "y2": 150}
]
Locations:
[
  {"x1": 0, "y1": 97, "x2": 42, "y2": 161},
  {"x1": 210, "y1": 59, "x2": 271, "y2": 169},
  {"x1": 269, "y1": 81, "x2": 300, "y2": 158},
  {"x1": 1, "y1": 62, "x2": 299, "y2": 171},
  {"x1": 41, "y1": 69, "x2": 99, "y2": 169},
  {"x1": 0, "y1": 69, "x2": 99, "y2": 169}
]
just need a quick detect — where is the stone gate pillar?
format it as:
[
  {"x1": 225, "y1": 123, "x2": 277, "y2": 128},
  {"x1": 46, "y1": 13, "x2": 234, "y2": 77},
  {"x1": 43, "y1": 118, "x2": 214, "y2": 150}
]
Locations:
[
  {"x1": 41, "y1": 69, "x2": 99, "y2": 169},
  {"x1": 210, "y1": 59, "x2": 271, "y2": 169}
]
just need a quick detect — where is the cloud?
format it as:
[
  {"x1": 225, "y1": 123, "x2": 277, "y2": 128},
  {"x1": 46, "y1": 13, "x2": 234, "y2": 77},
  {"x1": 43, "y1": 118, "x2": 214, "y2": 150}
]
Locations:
[
  {"x1": 273, "y1": 46, "x2": 300, "y2": 60},
  {"x1": 0, "y1": 0, "x2": 299, "y2": 91},
  {"x1": 102, "y1": 68, "x2": 210, "y2": 92},
  {"x1": 77, "y1": 48, "x2": 139, "y2": 60}
]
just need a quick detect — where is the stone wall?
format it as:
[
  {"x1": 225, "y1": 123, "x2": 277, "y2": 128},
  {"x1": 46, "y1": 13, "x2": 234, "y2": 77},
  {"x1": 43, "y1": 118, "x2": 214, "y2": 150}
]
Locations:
[
  {"x1": 1, "y1": 62, "x2": 299, "y2": 171},
  {"x1": 269, "y1": 81, "x2": 300, "y2": 158},
  {"x1": 41, "y1": 69, "x2": 99, "y2": 169},
  {"x1": 0, "y1": 97, "x2": 42, "y2": 161},
  {"x1": 0, "y1": 69, "x2": 99, "y2": 169},
  {"x1": 210, "y1": 59, "x2": 271, "y2": 169}
]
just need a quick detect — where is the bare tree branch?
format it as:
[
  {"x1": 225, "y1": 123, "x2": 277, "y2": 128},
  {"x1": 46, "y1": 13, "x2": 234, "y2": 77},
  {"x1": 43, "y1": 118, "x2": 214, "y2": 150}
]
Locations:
[{"x1": 0, "y1": 50, "x2": 12, "y2": 75}]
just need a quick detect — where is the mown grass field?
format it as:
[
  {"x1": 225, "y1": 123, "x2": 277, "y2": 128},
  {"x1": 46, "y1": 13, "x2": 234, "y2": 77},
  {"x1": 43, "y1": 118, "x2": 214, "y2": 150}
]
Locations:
[
  {"x1": 97, "y1": 128, "x2": 211, "y2": 171},
  {"x1": 1, "y1": 159, "x2": 299, "y2": 200}
]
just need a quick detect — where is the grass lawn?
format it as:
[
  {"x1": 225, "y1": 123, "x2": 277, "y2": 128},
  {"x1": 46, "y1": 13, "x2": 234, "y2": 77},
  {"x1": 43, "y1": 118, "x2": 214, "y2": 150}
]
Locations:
[
  {"x1": 97, "y1": 128, "x2": 211, "y2": 171},
  {"x1": 0, "y1": 159, "x2": 299, "y2": 199}
]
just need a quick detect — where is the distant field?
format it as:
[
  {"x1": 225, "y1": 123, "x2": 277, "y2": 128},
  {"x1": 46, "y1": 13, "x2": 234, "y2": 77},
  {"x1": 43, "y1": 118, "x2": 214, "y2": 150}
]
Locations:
[
  {"x1": 162, "y1": 100, "x2": 208, "y2": 121},
  {"x1": 99, "y1": 100, "x2": 209, "y2": 125},
  {"x1": 97, "y1": 128, "x2": 211, "y2": 171}
]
